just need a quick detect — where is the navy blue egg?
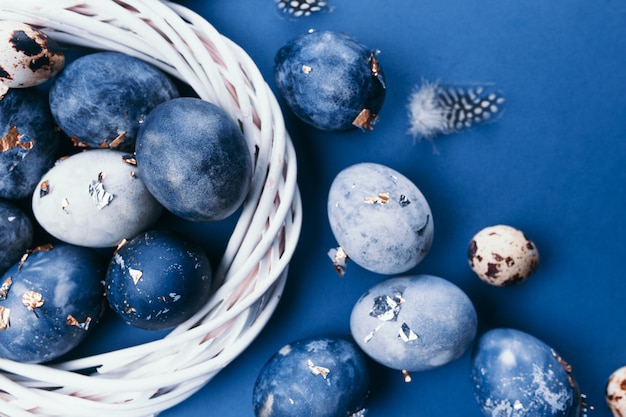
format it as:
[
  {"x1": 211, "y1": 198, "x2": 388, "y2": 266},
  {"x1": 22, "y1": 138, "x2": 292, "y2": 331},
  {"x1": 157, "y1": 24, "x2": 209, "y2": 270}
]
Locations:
[
  {"x1": 0, "y1": 88, "x2": 61, "y2": 200},
  {"x1": 0, "y1": 244, "x2": 106, "y2": 363},
  {"x1": 49, "y1": 51, "x2": 179, "y2": 149},
  {"x1": 135, "y1": 97, "x2": 253, "y2": 222},
  {"x1": 105, "y1": 229, "x2": 212, "y2": 330},
  {"x1": 253, "y1": 337, "x2": 370, "y2": 417},
  {"x1": 470, "y1": 328, "x2": 584, "y2": 417},
  {"x1": 0, "y1": 200, "x2": 33, "y2": 274},
  {"x1": 274, "y1": 30, "x2": 386, "y2": 131}
]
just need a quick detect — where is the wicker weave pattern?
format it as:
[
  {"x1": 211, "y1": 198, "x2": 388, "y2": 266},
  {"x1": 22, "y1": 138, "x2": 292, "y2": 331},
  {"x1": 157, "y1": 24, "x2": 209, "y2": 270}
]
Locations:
[{"x1": 0, "y1": 1, "x2": 302, "y2": 415}]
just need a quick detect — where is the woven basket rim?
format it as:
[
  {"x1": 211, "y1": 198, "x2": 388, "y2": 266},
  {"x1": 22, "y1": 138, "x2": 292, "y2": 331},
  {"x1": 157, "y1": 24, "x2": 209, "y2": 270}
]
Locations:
[{"x1": 0, "y1": 1, "x2": 302, "y2": 416}]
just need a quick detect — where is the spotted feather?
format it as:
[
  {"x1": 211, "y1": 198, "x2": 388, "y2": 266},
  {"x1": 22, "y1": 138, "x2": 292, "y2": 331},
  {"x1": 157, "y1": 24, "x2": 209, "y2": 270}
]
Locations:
[
  {"x1": 276, "y1": 0, "x2": 329, "y2": 17},
  {"x1": 407, "y1": 80, "x2": 505, "y2": 141}
]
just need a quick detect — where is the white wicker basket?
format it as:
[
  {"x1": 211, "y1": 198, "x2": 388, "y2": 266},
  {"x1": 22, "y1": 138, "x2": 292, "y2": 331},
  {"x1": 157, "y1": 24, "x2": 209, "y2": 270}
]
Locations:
[{"x1": 0, "y1": 1, "x2": 302, "y2": 416}]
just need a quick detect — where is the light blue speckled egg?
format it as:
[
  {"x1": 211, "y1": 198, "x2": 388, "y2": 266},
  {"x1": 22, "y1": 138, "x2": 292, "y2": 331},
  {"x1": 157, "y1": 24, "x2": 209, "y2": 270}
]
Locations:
[
  {"x1": 32, "y1": 149, "x2": 162, "y2": 248},
  {"x1": 327, "y1": 162, "x2": 433, "y2": 275},
  {"x1": 350, "y1": 274, "x2": 477, "y2": 372}
]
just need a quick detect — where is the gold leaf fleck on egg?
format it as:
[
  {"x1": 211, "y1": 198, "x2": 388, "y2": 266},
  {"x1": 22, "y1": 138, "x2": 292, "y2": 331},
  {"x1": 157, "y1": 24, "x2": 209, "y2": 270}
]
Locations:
[
  {"x1": 61, "y1": 197, "x2": 70, "y2": 213},
  {"x1": 129, "y1": 268, "x2": 143, "y2": 285},
  {"x1": 306, "y1": 359, "x2": 330, "y2": 379},
  {"x1": 0, "y1": 306, "x2": 10, "y2": 330},
  {"x1": 0, "y1": 277, "x2": 12, "y2": 301},
  {"x1": 40, "y1": 179, "x2": 50, "y2": 197},
  {"x1": 66, "y1": 314, "x2": 92, "y2": 331},
  {"x1": 364, "y1": 192, "x2": 390, "y2": 205},
  {"x1": 0, "y1": 125, "x2": 33, "y2": 153},
  {"x1": 22, "y1": 290, "x2": 44, "y2": 311},
  {"x1": 17, "y1": 243, "x2": 53, "y2": 272}
]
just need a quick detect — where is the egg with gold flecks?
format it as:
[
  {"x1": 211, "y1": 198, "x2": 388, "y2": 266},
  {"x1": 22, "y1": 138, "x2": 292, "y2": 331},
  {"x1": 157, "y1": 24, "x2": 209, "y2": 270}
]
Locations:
[
  {"x1": 0, "y1": 244, "x2": 105, "y2": 364},
  {"x1": 105, "y1": 229, "x2": 212, "y2": 330},
  {"x1": 32, "y1": 149, "x2": 163, "y2": 248},
  {"x1": 327, "y1": 162, "x2": 433, "y2": 275}
]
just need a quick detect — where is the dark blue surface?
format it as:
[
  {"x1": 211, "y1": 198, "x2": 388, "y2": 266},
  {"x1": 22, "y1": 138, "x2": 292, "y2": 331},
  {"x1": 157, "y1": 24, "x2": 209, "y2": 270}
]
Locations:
[{"x1": 156, "y1": 0, "x2": 626, "y2": 415}]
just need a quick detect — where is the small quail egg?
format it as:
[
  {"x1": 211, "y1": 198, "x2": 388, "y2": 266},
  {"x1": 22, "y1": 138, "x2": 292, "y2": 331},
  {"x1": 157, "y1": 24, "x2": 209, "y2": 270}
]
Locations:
[
  {"x1": 468, "y1": 224, "x2": 539, "y2": 286},
  {"x1": 606, "y1": 365, "x2": 626, "y2": 417},
  {"x1": 0, "y1": 21, "x2": 65, "y2": 96}
]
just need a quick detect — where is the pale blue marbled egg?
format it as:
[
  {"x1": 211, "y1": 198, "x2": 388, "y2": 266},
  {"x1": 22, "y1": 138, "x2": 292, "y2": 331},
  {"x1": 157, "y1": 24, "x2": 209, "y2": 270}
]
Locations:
[
  {"x1": 327, "y1": 162, "x2": 433, "y2": 275},
  {"x1": 32, "y1": 149, "x2": 163, "y2": 248},
  {"x1": 350, "y1": 274, "x2": 477, "y2": 372}
]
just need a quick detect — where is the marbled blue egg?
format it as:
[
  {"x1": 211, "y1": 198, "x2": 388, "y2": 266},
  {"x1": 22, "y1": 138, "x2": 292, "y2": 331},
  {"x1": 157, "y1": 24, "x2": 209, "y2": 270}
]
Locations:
[
  {"x1": 327, "y1": 162, "x2": 433, "y2": 275},
  {"x1": 253, "y1": 337, "x2": 369, "y2": 417},
  {"x1": 274, "y1": 30, "x2": 386, "y2": 131},
  {"x1": 32, "y1": 149, "x2": 163, "y2": 248},
  {"x1": 350, "y1": 274, "x2": 477, "y2": 372},
  {"x1": 0, "y1": 88, "x2": 62, "y2": 200},
  {"x1": 105, "y1": 229, "x2": 212, "y2": 330},
  {"x1": 470, "y1": 328, "x2": 584, "y2": 417},
  {"x1": 49, "y1": 51, "x2": 179, "y2": 149},
  {"x1": 135, "y1": 97, "x2": 253, "y2": 222},
  {"x1": 0, "y1": 200, "x2": 33, "y2": 274},
  {"x1": 0, "y1": 244, "x2": 105, "y2": 363}
]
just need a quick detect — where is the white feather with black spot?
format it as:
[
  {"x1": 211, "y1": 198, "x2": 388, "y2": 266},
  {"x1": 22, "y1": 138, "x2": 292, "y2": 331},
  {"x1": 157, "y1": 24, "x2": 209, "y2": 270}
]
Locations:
[
  {"x1": 276, "y1": 0, "x2": 329, "y2": 17},
  {"x1": 407, "y1": 80, "x2": 505, "y2": 141}
]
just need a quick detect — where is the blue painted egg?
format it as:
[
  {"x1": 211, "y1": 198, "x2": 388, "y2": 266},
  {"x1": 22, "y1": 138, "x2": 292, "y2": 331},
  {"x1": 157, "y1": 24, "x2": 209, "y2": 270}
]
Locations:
[
  {"x1": 135, "y1": 97, "x2": 253, "y2": 222},
  {"x1": 31, "y1": 149, "x2": 163, "y2": 248},
  {"x1": 274, "y1": 30, "x2": 386, "y2": 131},
  {"x1": 0, "y1": 88, "x2": 62, "y2": 200},
  {"x1": 0, "y1": 244, "x2": 106, "y2": 363},
  {"x1": 252, "y1": 337, "x2": 370, "y2": 417},
  {"x1": 49, "y1": 51, "x2": 179, "y2": 149},
  {"x1": 327, "y1": 162, "x2": 433, "y2": 275},
  {"x1": 105, "y1": 229, "x2": 212, "y2": 330},
  {"x1": 350, "y1": 274, "x2": 477, "y2": 372},
  {"x1": 0, "y1": 200, "x2": 33, "y2": 274},
  {"x1": 470, "y1": 328, "x2": 584, "y2": 417}
]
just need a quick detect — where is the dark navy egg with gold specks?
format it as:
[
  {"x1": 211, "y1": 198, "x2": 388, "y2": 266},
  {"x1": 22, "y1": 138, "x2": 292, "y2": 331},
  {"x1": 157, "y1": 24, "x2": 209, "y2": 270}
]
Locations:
[
  {"x1": 105, "y1": 230, "x2": 212, "y2": 330},
  {"x1": 0, "y1": 244, "x2": 106, "y2": 364},
  {"x1": 0, "y1": 88, "x2": 62, "y2": 200},
  {"x1": 350, "y1": 274, "x2": 477, "y2": 373},
  {"x1": 327, "y1": 162, "x2": 433, "y2": 275},
  {"x1": 252, "y1": 337, "x2": 369, "y2": 417},
  {"x1": 470, "y1": 328, "x2": 584, "y2": 417},
  {"x1": 274, "y1": 30, "x2": 385, "y2": 131}
]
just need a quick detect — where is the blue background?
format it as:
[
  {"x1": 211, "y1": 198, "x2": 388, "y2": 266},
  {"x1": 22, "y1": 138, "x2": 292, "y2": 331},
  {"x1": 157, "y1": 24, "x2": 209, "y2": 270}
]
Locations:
[{"x1": 96, "y1": 0, "x2": 626, "y2": 416}]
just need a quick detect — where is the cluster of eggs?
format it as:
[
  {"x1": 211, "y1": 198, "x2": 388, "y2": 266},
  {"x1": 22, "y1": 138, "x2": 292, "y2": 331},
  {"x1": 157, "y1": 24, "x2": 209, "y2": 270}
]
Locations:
[
  {"x1": 0, "y1": 17, "x2": 620, "y2": 417},
  {"x1": 0, "y1": 21, "x2": 253, "y2": 363},
  {"x1": 253, "y1": 28, "x2": 606, "y2": 417}
]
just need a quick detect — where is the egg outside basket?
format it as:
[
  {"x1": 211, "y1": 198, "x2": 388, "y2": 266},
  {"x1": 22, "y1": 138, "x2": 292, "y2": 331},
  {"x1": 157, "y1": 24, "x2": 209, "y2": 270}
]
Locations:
[{"x1": 0, "y1": 1, "x2": 303, "y2": 416}]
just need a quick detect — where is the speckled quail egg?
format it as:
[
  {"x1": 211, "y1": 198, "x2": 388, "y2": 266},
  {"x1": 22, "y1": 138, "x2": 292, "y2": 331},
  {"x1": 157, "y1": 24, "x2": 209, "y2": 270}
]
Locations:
[
  {"x1": 0, "y1": 21, "x2": 64, "y2": 96},
  {"x1": 468, "y1": 224, "x2": 539, "y2": 286},
  {"x1": 606, "y1": 366, "x2": 626, "y2": 417}
]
